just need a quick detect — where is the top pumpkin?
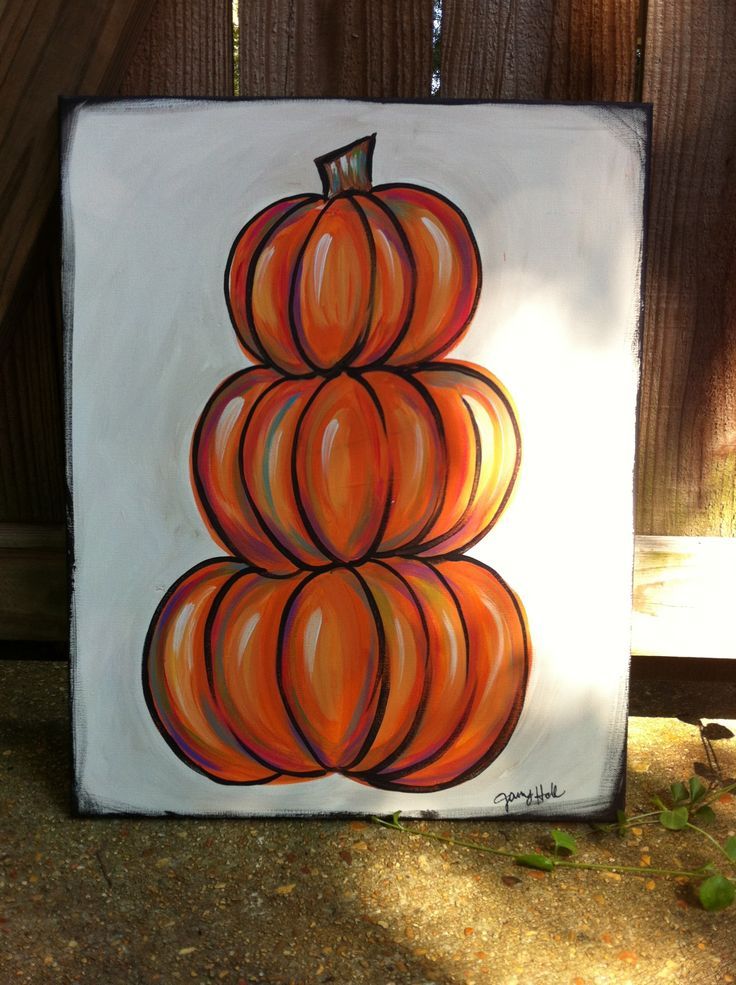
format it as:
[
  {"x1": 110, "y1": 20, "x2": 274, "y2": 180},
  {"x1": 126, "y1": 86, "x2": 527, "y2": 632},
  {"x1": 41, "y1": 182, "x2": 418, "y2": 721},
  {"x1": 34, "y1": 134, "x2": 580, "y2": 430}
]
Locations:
[{"x1": 226, "y1": 134, "x2": 481, "y2": 375}]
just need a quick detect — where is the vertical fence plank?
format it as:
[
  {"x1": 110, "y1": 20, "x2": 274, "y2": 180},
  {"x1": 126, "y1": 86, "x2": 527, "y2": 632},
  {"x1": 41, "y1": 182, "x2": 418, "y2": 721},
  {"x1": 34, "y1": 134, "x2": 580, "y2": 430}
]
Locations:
[
  {"x1": 0, "y1": 242, "x2": 64, "y2": 522},
  {"x1": 0, "y1": 0, "x2": 157, "y2": 350},
  {"x1": 440, "y1": 0, "x2": 639, "y2": 100},
  {"x1": 239, "y1": 0, "x2": 434, "y2": 98},
  {"x1": 638, "y1": 1, "x2": 736, "y2": 535},
  {"x1": 119, "y1": 0, "x2": 233, "y2": 95}
]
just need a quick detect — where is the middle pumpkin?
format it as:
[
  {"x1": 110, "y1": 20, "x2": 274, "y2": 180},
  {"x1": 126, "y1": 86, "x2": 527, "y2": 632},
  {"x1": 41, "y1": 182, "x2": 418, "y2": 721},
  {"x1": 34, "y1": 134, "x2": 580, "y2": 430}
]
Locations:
[{"x1": 193, "y1": 362, "x2": 520, "y2": 574}]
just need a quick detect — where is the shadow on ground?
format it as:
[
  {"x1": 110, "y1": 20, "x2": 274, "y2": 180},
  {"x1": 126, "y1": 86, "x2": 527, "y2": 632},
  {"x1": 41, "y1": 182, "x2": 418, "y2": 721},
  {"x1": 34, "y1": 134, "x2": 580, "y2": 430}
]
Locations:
[{"x1": 0, "y1": 660, "x2": 734, "y2": 984}]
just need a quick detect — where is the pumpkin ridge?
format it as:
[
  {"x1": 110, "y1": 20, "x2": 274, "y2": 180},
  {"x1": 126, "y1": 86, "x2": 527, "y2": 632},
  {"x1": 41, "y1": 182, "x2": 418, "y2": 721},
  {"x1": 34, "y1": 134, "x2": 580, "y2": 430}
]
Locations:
[
  {"x1": 289, "y1": 196, "x2": 377, "y2": 373},
  {"x1": 352, "y1": 373, "x2": 394, "y2": 559},
  {"x1": 346, "y1": 558, "x2": 432, "y2": 776},
  {"x1": 340, "y1": 565, "x2": 391, "y2": 771},
  {"x1": 416, "y1": 363, "x2": 522, "y2": 555},
  {"x1": 245, "y1": 197, "x2": 323, "y2": 372},
  {"x1": 410, "y1": 558, "x2": 532, "y2": 790},
  {"x1": 332, "y1": 195, "x2": 378, "y2": 370},
  {"x1": 289, "y1": 376, "x2": 346, "y2": 563},
  {"x1": 372, "y1": 182, "x2": 482, "y2": 363},
  {"x1": 210, "y1": 569, "x2": 328, "y2": 777},
  {"x1": 226, "y1": 194, "x2": 320, "y2": 369},
  {"x1": 370, "y1": 558, "x2": 472, "y2": 782},
  {"x1": 203, "y1": 567, "x2": 313, "y2": 777},
  {"x1": 141, "y1": 558, "x2": 281, "y2": 784},
  {"x1": 191, "y1": 366, "x2": 293, "y2": 570},
  {"x1": 239, "y1": 376, "x2": 329, "y2": 570},
  {"x1": 354, "y1": 193, "x2": 418, "y2": 367},
  {"x1": 274, "y1": 569, "x2": 329, "y2": 770},
  {"x1": 367, "y1": 368, "x2": 450, "y2": 554}
]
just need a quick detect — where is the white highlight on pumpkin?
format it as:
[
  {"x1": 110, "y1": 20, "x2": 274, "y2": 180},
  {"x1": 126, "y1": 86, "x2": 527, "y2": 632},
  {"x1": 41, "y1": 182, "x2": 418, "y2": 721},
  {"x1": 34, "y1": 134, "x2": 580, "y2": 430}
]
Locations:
[
  {"x1": 420, "y1": 215, "x2": 452, "y2": 288},
  {"x1": 375, "y1": 229, "x2": 397, "y2": 280},
  {"x1": 392, "y1": 615, "x2": 407, "y2": 685},
  {"x1": 321, "y1": 417, "x2": 340, "y2": 472},
  {"x1": 303, "y1": 608, "x2": 323, "y2": 679},
  {"x1": 235, "y1": 613, "x2": 261, "y2": 676},
  {"x1": 267, "y1": 429, "x2": 283, "y2": 475},
  {"x1": 214, "y1": 396, "x2": 245, "y2": 461},
  {"x1": 463, "y1": 392, "x2": 495, "y2": 486},
  {"x1": 440, "y1": 608, "x2": 459, "y2": 680},
  {"x1": 170, "y1": 602, "x2": 202, "y2": 716},
  {"x1": 478, "y1": 596, "x2": 507, "y2": 698},
  {"x1": 172, "y1": 602, "x2": 195, "y2": 657},
  {"x1": 257, "y1": 244, "x2": 276, "y2": 279},
  {"x1": 311, "y1": 232, "x2": 333, "y2": 301}
]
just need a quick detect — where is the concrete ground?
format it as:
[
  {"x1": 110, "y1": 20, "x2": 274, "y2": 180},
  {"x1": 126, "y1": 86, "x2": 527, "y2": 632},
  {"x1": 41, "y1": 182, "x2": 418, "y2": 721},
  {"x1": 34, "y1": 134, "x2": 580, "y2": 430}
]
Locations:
[{"x1": 0, "y1": 659, "x2": 734, "y2": 985}]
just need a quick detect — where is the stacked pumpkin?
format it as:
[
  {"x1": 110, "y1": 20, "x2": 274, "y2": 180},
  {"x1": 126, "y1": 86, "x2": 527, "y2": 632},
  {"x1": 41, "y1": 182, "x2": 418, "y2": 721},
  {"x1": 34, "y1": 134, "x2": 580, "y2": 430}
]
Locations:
[{"x1": 143, "y1": 135, "x2": 530, "y2": 792}]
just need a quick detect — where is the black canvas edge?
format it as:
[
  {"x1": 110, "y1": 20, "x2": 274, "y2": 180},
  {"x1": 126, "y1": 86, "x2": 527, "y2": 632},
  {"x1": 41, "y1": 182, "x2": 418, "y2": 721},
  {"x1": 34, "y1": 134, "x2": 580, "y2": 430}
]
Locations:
[
  {"x1": 59, "y1": 96, "x2": 651, "y2": 822},
  {"x1": 59, "y1": 97, "x2": 84, "y2": 817},
  {"x1": 615, "y1": 100, "x2": 654, "y2": 819}
]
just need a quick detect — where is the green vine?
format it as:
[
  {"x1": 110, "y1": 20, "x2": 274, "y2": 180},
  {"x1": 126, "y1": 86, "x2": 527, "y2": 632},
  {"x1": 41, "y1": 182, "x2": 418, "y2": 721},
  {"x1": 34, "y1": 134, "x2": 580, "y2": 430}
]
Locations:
[{"x1": 372, "y1": 777, "x2": 736, "y2": 912}]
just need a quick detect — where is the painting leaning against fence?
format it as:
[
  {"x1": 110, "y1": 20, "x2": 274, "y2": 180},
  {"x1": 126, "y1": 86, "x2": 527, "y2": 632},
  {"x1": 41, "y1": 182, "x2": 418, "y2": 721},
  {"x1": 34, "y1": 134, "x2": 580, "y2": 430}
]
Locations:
[{"x1": 63, "y1": 100, "x2": 648, "y2": 818}]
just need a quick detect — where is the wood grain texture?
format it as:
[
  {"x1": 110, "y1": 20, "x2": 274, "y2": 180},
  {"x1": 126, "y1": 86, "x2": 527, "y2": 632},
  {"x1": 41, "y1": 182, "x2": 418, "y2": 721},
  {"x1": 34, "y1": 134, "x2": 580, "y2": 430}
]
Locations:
[
  {"x1": 0, "y1": 0, "x2": 157, "y2": 349},
  {"x1": 239, "y1": 0, "x2": 434, "y2": 97},
  {"x1": 632, "y1": 536, "x2": 736, "y2": 658},
  {"x1": 638, "y1": 1, "x2": 736, "y2": 536},
  {"x1": 119, "y1": 0, "x2": 233, "y2": 95},
  {"x1": 439, "y1": 0, "x2": 639, "y2": 99},
  {"x1": 0, "y1": 524, "x2": 67, "y2": 640},
  {"x1": 0, "y1": 241, "x2": 65, "y2": 523}
]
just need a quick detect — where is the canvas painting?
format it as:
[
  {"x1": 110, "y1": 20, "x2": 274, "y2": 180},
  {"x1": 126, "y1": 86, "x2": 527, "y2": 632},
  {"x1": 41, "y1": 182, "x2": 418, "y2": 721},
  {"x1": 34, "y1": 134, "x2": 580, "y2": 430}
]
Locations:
[{"x1": 62, "y1": 99, "x2": 648, "y2": 818}]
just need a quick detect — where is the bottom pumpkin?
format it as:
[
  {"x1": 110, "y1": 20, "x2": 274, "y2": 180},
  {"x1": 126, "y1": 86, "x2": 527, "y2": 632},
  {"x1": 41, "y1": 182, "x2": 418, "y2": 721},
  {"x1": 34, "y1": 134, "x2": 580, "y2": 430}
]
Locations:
[{"x1": 143, "y1": 556, "x2": 530, "y2": 792}]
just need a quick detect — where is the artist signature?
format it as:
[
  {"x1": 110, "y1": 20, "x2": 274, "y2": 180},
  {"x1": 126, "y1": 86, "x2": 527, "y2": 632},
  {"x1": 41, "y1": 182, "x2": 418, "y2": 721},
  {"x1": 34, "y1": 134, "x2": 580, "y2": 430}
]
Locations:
[{"x1": 493, "y1": 781, "x2": 566, "y2": 814}]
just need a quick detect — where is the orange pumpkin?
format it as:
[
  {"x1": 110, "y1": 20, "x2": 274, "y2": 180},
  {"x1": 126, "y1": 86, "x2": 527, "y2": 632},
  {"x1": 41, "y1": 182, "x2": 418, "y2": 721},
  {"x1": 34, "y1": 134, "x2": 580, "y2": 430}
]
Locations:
[
  {"x1": 192, "y1": 361, "x2": 520, "y2": 570},
  {"x1": 226, "y1": 134, "x2": 480, "y2": 375},
  {"x1": 143, "y1": 555, "x2": 530, "y2": 790}
]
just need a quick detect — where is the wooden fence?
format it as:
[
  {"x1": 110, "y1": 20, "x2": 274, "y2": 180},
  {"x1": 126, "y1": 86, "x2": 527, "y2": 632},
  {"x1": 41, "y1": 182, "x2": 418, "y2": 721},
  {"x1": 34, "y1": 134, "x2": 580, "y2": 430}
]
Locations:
[{"x1": 1, "y1": 0, "x2": 735, "y2": 661}]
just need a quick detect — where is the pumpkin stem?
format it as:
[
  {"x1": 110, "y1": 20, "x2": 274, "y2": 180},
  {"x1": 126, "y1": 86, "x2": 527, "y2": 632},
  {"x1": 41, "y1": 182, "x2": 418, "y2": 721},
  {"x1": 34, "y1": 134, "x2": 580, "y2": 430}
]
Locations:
[{"x1": 315, "y1": 134, "x2": 376, "y2": 198}]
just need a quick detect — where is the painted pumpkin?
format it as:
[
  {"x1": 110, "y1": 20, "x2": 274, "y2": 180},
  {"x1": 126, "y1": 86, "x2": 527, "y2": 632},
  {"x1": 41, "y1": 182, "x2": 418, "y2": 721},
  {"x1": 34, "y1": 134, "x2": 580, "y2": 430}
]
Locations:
[
  {"x1": 225, "y1": 134, "x2": 480, "y2": 375},
  {"x1": 143, "y1": 555, "x2": 530, "y2": 790},
  {"x1": 192, "y1": 361, "x2": 520, "y2": 572}
]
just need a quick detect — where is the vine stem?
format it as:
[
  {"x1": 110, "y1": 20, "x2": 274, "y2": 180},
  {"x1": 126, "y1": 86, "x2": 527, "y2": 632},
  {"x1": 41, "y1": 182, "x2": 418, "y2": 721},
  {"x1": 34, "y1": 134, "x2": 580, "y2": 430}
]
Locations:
[
  {"x1": 372, "y1": 816, "x2": 516, "y2": 861},
  {"x1": 686, "y1": 821, "x2": 736, "y2": 865},
  {"x1": 371, "y1": 816, "x2": 709, "y2": 881}
]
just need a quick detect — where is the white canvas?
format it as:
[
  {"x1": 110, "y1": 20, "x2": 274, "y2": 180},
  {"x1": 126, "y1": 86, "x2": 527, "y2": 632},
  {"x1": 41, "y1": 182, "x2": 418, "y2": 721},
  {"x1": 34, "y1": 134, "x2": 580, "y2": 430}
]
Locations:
[{"x1": 63, "y1": 98, "x2": 647, "y2": 818}]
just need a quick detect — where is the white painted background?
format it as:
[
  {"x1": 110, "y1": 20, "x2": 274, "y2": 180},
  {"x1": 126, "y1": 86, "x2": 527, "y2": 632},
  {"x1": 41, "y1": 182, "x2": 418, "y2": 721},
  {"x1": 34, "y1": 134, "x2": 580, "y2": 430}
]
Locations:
[{"x1": 63, "y1": 100, "x2": 645, "y2": 816}]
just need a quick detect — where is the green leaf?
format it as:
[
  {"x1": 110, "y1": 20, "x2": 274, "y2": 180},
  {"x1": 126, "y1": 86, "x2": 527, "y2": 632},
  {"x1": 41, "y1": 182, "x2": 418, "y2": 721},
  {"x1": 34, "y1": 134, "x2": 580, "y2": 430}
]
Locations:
[
  {"x1": 689, "y1": 776, "x2": 708, "y2": 803},
  {"x1": 724, "y1": 836, "x2": 736, "y2": 863},
  {"x1": 515, "y1": 853, "x2": 555, "y2": 872},
  {"x1": 391, "y1": 810, "x2": 402, "y2": 826},
  {"x1": 659, "y1": 806, "x2": 689, "y2": 831},
  {"x1": 550, "y1": 829, "x2": 578, "y2": 856},
  {"x1": 693, "y1": 805, "x2": 716, "y2": 825},
  {"x1": 701, "y1": 723, "x2": 734, "y2": 741},
  {"x1": 698, "y1": 875, "x2": 735, "y2": 912},
  {"x1": 669, "y1": 781, "x2": 688, "y2": 805}
]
